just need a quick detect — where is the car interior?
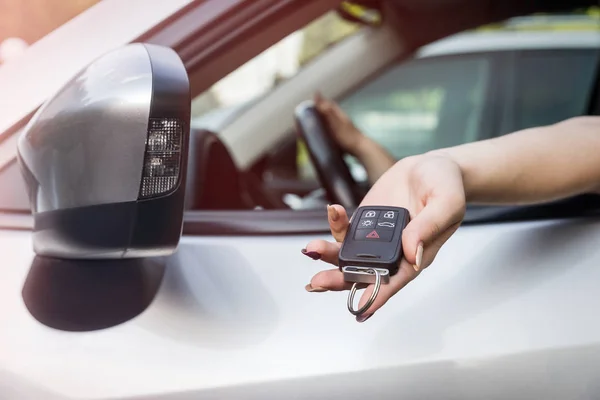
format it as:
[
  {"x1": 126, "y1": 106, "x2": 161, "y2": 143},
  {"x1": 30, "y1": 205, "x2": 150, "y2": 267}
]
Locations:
[
  {"x1": 182, "y1": 3, "x2": 413, "y2": 213},
  {"x1": 185, "y1": 127, "x2": 290, "y2": 210}
]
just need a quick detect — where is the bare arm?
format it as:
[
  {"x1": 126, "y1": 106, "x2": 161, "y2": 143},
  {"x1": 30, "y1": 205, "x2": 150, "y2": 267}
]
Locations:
[
  {"x1": 431, "y1": 116, "x2": 600, "y2": 205},
  {"x1": 350, "y1": 135, "x2": 396, "y2": 185}
]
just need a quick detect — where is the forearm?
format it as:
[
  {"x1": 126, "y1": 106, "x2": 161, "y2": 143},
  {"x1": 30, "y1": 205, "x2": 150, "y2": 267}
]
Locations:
[
  {"x1": 430, "y1": 116, "x2": 600, "y2": 205},
  {"x1": 352, "y1": 136, "x2": 396, "y2": 185}
]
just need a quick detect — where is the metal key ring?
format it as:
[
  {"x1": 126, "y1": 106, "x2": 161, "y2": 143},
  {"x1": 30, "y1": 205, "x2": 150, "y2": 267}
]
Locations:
[{"x1": 347, "y1": 268, "x2": 381, "y2": 316}]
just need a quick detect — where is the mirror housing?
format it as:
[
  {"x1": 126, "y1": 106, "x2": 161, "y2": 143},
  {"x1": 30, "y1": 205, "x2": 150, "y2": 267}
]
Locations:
[{"x1": 17, "y1": 43, "x2": 191, "y2": 260}]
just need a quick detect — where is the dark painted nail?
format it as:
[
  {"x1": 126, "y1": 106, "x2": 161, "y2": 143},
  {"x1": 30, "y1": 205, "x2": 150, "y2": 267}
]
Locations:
[
  {"x1": 356, "y1": 313, "x2": 373, "y2": 323},
  {"x1": 301, "y1": 249, "x2": 321, "y2": 260},
  {"x1": 305, "y1": 283, "x2": 328, "y2": 293}
]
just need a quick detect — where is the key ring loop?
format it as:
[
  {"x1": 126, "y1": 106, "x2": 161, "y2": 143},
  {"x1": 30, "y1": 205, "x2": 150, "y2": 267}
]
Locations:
[{"x1": 347, "y1": 268, "x2": 381, "y2": 316}]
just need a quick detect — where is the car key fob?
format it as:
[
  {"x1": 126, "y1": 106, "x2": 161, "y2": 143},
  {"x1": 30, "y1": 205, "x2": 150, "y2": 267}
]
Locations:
[{"x1": 339, "y1": 206, "x2": 410, "y2": 285}]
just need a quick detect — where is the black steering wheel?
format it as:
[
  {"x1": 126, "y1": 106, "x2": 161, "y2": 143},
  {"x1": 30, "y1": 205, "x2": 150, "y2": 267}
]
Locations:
[{"x1": 294, "y1": 100, "x2": 362, "y2": 209}]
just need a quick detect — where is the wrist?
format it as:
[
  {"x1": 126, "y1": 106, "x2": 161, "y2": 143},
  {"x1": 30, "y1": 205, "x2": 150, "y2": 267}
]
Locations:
[
  {"x1": 348, "y1": 133, "x2": 377, "y2": 159},
  {"x1": 425, "y1": 148, "x2": 475, "y2": 201}
]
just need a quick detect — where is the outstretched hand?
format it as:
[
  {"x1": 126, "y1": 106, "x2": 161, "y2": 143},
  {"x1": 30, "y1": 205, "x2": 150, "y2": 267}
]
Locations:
[{"x1": 302, "y1": 153, "x2": 467, "y2": 322}]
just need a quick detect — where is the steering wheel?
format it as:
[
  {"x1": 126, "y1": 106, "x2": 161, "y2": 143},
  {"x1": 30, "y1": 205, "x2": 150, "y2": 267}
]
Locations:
[{"x1": 294, "y1": 100, "x2": 362, "y2": 209}]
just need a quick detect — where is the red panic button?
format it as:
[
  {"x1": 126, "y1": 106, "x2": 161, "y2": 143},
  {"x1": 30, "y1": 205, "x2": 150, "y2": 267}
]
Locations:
[{"x1": 366, "y1": 230, "x2": 379, "y2": 239}]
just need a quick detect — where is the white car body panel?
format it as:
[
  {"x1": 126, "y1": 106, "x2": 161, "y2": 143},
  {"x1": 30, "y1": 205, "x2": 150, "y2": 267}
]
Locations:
[{"x1": 2, "y1": 217, "x2": 600, "y2": 399}]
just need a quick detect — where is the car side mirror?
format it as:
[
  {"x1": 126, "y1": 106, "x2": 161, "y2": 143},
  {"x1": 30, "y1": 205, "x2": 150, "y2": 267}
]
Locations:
[{"x1": 16, "y1": 43, "x2": 191, "y2": 260}]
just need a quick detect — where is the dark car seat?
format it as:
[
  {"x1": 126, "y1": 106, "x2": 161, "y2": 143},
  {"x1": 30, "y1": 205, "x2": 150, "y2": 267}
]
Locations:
[{"x1": 185, "y1": 128, "x2": 252, "y2": 210}]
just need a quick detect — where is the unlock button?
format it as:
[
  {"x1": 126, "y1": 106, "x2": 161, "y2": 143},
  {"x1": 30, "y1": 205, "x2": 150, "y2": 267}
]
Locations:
[{"x1": 361, "y1": 210, "x2": 380, "y2": 219}]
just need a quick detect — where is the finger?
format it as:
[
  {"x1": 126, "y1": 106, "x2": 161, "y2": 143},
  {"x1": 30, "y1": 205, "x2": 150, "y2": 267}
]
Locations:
[
  {"x1": 314, "y1": 93, "x2": 337, "y2": 118},
  {"x1": 354, "y1": 260, "x2": 420, "y2": 316},
  {"x1": 329, "y1": 99, "x2": 350, "y2": 123},
  {"x1": 303, "y1": 239, "x2": 341, "y2": 265},
  {"x1": 327, "y1": 204, "x2": 349, "y2": 242},
  {"x1": 414, "y1": 220, "x2": 461, "y2": 272},
  {"x1": 402, "y1": 192, "x2": 465, "y2": 268},
  {"x1": 306, "y1": 268, "x2": 353, "y2": 292}
]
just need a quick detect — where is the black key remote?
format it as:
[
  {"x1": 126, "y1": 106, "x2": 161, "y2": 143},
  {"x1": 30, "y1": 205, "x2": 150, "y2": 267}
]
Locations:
[{"x1": 338, "y1": 206, "x2": 410, "y2": 285}]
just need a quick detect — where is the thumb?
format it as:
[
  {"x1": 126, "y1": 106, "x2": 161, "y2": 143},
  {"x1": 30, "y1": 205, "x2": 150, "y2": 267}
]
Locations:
[{"x1": 401, "y1": 194, "x2": 465, "y2": 268}]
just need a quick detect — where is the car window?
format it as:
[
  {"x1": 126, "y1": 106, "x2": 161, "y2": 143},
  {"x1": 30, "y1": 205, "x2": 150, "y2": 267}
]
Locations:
[
  {"x1": 508, "y1": 49, "x2": 599, "y2": 132},
  {"x1": 338, "y1": 54, "x2": 492, "y2": 181},
  {"x1": 336, "y1": 48, "x2": 600, "y2": 183}
]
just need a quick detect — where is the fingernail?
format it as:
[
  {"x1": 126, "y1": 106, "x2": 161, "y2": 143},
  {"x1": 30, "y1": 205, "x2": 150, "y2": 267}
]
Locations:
[
  {"x1": 305, "y1": 283, "x2": 328, "y2": 293},
  {"x1": 301, "y1": 248, "x2": 321, "y2": 260},
  {"x1": 327, "y1": 204, "x2": 339, "y2": 222},
  {"x1": 356, "y1": 313, "x2": 373, "y2": 323},
  {"x1": 415, "y1": 242, "x2": 424, "y2": 270}
]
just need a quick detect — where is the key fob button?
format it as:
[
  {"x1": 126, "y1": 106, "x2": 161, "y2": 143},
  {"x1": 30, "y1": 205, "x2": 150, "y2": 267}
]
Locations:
[
  {"x1": 376, "y1": 221, "x2": 395, "y2": 230},
  {"x1": 361, "y1": 210, "x2": 380, "y2": 219},
  {"x1": 358, "y1": 218, "x2": 376, "y2": 228},
  {"x1": 354, "y1": 228, "x2": 393, "y2": 242},
  {"x1": 381, "y1": 211, "x2": 397, "y2": 220}
]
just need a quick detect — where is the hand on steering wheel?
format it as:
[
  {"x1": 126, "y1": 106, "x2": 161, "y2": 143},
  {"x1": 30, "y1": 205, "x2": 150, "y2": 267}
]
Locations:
[{"x1": 314, "y1": 92, "x2": 365, "y2": 156}]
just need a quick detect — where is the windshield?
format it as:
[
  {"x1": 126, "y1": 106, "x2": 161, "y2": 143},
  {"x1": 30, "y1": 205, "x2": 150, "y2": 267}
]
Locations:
[
  {"x1": 191, "y1": 11, "x2": 360, "y2": 127},
  {"x1": 0, "y1": 0, "x2": 101, "y2": 66}
]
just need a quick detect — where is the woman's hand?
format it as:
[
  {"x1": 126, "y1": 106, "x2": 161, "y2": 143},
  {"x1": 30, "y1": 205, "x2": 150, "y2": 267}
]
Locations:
[
  {"x1": 302, "y1": 153, "x2": 467, "y2": 322},
  {"x1": 314, "y1": 92, "x2": 396, "y2": 183},
  {"x1": 314, "y1": 92, "x2": 365, "y2": 155}
]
